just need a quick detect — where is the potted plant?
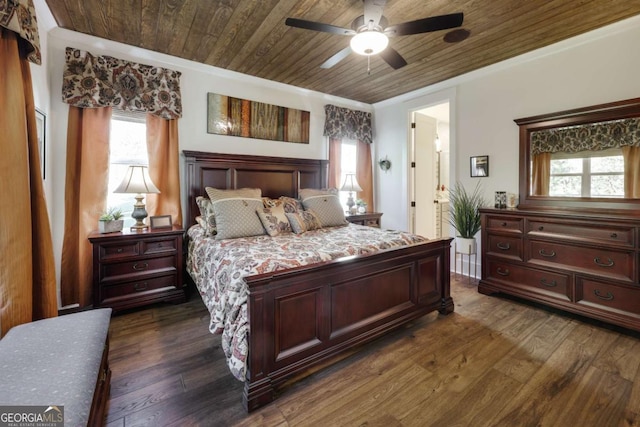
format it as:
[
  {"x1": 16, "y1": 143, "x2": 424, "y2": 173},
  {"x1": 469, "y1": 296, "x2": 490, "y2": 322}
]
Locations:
[
  {"x1": 98, "y1": 207, "x2": 124, "y2": 233},
  {"x1": 448, "y1": 181, "x2": 486, "y2": 254},
  {"x1": 356, "y1": 199, "x2": 367, "y2": 213}
]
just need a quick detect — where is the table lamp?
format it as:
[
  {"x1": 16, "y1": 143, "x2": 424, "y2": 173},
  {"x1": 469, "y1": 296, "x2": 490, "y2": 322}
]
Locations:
[
  {"x1": 114, "y1": 165, "x2": 160, "y2": 230},
  {"x1": 340, "y1": 173, "x2": 362, "y2": 214}
]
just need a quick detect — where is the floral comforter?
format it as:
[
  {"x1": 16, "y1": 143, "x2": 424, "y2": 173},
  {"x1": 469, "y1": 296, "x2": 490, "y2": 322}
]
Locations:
[{"x1": 186, "y1": 223, "x2": 427, "y2": 381}]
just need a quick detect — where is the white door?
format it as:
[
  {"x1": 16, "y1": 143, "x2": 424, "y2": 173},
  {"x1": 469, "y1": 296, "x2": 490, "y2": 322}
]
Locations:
[{"x1": 413, "y1": 113, "x2": 437, "y2": 238}]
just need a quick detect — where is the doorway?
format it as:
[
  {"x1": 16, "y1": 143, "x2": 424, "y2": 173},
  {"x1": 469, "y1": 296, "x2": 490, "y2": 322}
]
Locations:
[{"x1": 410, "y1": 102, "x2": 450, "y2": 239}]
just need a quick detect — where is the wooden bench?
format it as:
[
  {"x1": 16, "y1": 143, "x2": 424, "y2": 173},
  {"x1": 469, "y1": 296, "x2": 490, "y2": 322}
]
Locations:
[{"x1": 0, "y1": 309, "x2": 112, "y2": 426}]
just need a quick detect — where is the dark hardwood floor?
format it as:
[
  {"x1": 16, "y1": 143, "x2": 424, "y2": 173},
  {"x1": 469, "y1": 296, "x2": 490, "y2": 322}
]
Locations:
[{"x1": 105, "y1": 274, "x2": 640, "y2": 426}]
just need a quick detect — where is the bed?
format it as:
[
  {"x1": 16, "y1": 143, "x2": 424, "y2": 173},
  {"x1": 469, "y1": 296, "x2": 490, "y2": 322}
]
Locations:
[{"x1": 183, "y1": 150, "x2": 454, "y2": 411}]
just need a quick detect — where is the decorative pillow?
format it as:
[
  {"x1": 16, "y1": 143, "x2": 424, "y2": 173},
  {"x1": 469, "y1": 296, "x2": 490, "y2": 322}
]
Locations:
[
  {"x1": 285, "y1": 210, "x2": 322, "y2": 234},
  {"x1": 300, "y1": 193, "x2": 348, "y2": 228},
  {"x1": 206, "y1": 188, "x2": 265, "y2": 240},
  {"x1": 195, "y1": 196, "x2": 216, "y2": 235},
  {"x1": 257, "y1": 205, "x2": 291, "y2": 236},
  {"x1": 279, "y1": 196, "x2": 303, "y2": 213},
  {"x1": 298, "y1": 188, "x2": 339, "y2": 200}
]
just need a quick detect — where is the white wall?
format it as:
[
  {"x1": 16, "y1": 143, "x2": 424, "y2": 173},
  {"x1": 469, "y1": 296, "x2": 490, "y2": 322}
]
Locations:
[
  {"x1": 33, "y1": 7, "x2": 370, "y2": 303},
  {"x1": 373, "y1": 15, "x2": 640, "y2": 275}
]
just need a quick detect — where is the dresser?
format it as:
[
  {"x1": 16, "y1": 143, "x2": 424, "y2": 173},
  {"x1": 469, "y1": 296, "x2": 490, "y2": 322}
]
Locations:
[
  {"x1": 89, "y1": 226, "x2": 186, "y2": 311},
  {"x1": 479, "y1": 208, "x2": 640, "y2": 331},
  {"x1": 345, "y1": 212, "x2": 383, "y2": 228}
]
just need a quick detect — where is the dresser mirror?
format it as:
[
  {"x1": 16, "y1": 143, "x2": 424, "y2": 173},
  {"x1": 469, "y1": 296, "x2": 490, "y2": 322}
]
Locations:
[{"x1": 515, "y1": 97, "x2": 640, "y2": 214}]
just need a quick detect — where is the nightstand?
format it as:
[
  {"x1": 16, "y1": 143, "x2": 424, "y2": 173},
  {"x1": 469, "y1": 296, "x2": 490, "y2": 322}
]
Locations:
[
  {"x1": 89, "y1": 226, "x2": 186, "y2": 311},
  {"x1": 345, "y1": 212, "x2": 383, "y2": 228}
]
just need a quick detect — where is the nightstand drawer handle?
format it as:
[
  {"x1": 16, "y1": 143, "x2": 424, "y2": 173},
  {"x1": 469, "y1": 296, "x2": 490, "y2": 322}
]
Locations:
[
  {"x1": 501, "y1": 222, "x2": 507, "y2": 227},
  {"x1": 594, "y1": 257, "x2": 614, "y2": 267},
  {"x1": 117, "y1": 248, "x2": 123, "y2": 253},
  {"x1": 496, "y1": 267, "x2": 510, "y2": 276},
  {"x1": 496, "y1": 242, "x2": 510, "y2": 250},
  {"x1": 540, "y1": 279, "x2": 557, "y2": 287},
  {"x1": 594, "y1": 289, "x2": 614, "y2": 301},
  {"x1": 132, "y1": 262, "x2": 148, "y2": 271},
  {"x1": 134, "y1": 282, "x2": 148, "y2": 291},
  {"x1": 610, "y1": 233, "x2": 617, "y2": 238},
  {"x1": 538, "y1": 249, "x2": 556, "y2": 258},
  {"x1": 538, "y1": 226, "x2": 544, "y2": 231}
]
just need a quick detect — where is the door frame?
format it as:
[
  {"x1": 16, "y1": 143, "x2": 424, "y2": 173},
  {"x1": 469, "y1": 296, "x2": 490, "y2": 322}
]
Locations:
[{"x1": 406, "y1": 88, "x2": 457, "y2": 236}]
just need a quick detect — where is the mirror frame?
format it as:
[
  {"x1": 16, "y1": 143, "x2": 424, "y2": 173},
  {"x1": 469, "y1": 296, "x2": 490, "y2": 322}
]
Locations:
[{"x1": 516, "y1": 97, "x2": 640, "y2": 216}]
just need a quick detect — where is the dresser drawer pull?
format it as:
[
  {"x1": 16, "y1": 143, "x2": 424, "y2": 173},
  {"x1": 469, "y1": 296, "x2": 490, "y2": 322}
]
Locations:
[
  {"x1": 540, "y1": 279, "x2": 557, "y2": 287},
  {"x1": 538, "y1": 249, "x2": 556, "y2": 258},
  {"x1": 501, "y1": 222, "x2": 507, "y2": 227},
  {"x1": 610, "y1": 233, "x2": 617, "y2": 238},
  {"x1": 117, "y1": 248, "x2": 123, "y2": 253},
  {"x1": 497, "y1": 242, "x2": 511, "y2": 250},
  {"x1": 134, "y1": 282, "x2": 148, "y2": 291},
  {"x1": 496, "y1": 267, "x2": 510, "y2": 276},
  {"x1": 593, "y1": 257, "x2": 614, "y2": 267},
  {"x1": 593, "y1": 289, "x2": 614, "y2": 301},
  {"x1": 132, "y1": 262, "x2": 148, "y2": 271},
  {"x1": 538, "y1": 226, "x2": 544, "y2": 231}
]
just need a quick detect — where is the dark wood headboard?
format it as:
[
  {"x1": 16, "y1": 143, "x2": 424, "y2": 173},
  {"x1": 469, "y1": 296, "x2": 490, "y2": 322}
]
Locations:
[{"x1": 183, "y1": 151, "x2": 328, "y2": 227}]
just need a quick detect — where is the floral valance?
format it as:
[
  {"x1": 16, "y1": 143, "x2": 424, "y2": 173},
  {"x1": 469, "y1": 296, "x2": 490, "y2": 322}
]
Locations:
[
  {"x1": 62, "y1": 47, "x2": 182, "y2": 119},
  {"x1": 323, "y1": 104, "x2": 373, "y2": 144},
  {"x1": 0, "y1": 0, "x2": 41, "y2": 64},
  {"x1": 531, "y1": 117, "x2": 640, "y2": 155}
]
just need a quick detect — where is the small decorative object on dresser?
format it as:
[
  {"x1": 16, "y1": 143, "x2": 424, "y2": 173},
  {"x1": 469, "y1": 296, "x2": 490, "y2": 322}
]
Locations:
[
  {"x1": 345, "y1": 212, "x2": 382, "y2": 228},
  {"x1": 98, "y1": 207, "x2": 124, "y2": 233},
  {"x1": 89, "y1": 226, "x2": 186, "y2": 311}
]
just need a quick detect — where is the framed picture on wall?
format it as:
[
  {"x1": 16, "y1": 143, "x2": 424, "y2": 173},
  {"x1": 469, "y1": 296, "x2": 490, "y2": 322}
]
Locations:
[
  {"x1": 470, "y1": 155, "x2": 489, "y2": 177},
  {"x1": 35, "y1": 108, "x2": 46, "y2": 179}
]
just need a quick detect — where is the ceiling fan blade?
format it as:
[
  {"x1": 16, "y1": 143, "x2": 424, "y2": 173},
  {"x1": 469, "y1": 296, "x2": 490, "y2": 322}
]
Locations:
[
  {"x1": 320, "y1": 46, "x2": 352, "y2": 69},
  {"x1": 285, "y1": 18, "x2": 355, "y2": 36},
  {"x1": 379, "y1": 47, "x2": 407, "y2": 69},
  {"x1": 385, "y1": 13, "x2": 463, "y2": 37},
  {"x1": 364, "y1": 0, "x2": 386, "y2": 27}
]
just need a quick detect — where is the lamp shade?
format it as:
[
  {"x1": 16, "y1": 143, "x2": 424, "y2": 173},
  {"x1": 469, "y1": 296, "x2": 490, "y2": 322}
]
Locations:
[
  {"x1": 341, "y1": 173, "x2": 363, "y2": 192},
  {"x1": 114, "y1": 165, "x2": 160, "y2": 194},
  {"x1": 350, "y1": 31, "x2": 389, "y2": 56}
]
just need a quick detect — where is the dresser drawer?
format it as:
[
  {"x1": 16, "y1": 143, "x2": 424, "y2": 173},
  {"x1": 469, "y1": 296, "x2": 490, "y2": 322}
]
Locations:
[
  {"x1": 486, "y1": 260, "x2": 570, "y2": 301},
  {"x1": 141, "y1": 237, "x2": 178, "y2": 255},
  {"x1": 101, "y1": 255, "x2": 177, "y2": 281},
  {"x1": 528, "y1": 241, "x2": 634, "y2": 282},
  {"x1": 485, "y1": 216, "x2": 523, "y2": 233},
  {"x1": 100, "y1": 274, "x2": 178, "y2": 303},
  {"x1": 576, "y1": 278, "x2": 640, "y2": 316},
  {"x1": 99, "y1": 242, "x2": 139, "y2": 261},
  {"x1": 486, "y1": 234, "x2": 523, "y2": 261},
  {"x1": 527, "y1": 220, "x2": 634, "y2": 248}
]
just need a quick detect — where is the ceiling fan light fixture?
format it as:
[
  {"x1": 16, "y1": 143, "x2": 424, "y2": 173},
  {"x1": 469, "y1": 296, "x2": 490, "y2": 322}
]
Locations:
[{"x1": 350, "y1": 31, "x2": 389, "y2": 56}]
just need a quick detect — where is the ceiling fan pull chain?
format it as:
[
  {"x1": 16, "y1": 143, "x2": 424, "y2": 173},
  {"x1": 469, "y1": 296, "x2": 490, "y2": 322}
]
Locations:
[{"x1": 367, "y1": 56, "x2": 371, "y2": 75}]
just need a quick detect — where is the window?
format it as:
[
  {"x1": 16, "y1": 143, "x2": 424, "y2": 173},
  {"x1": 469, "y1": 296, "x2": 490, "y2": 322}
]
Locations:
[
  {"x1": 338, "y1": 140, "x2": 357, "y2": 207},
  {"x1": 108, "y1": 112, "x2": 148, "y2": 227},
  {"x1": 549, "y1": 149, "x2": 624, "y2": 198}
]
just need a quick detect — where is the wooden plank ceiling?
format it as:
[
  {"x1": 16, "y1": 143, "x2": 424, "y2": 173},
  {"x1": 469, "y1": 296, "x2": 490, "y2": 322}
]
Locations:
[{"x1": 44, "y1": 0, "x2": 640, "y2": 104}]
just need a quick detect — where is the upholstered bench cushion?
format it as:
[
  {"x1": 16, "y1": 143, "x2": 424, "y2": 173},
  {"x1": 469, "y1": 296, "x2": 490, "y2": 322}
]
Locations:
[{"x1": 0, "y1": 308, "x2": 112, "y2": 426}]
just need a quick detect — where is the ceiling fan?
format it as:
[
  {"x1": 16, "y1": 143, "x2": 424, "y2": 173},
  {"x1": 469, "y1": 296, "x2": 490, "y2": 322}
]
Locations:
[{"x1": 285, "y1": 0, "x2": 463, "y2": 71}]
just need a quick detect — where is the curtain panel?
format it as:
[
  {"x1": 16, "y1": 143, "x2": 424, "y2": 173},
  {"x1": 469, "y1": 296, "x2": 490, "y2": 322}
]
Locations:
[
  {"x1": 0, "y1": 28, "x2": 56, "y2": 336},
  {"x1": 62, "y1": 47, "x2": 182, "y2": 120},
  {"x1": 531, "y1": 118, "x2": 640, "y2": 155},
  {"x1": 323, "y1": 104, "x2": 373, "y2": 144},
  {"x1": 0, "y1": 0, "x2": 41, "y2": 64}
]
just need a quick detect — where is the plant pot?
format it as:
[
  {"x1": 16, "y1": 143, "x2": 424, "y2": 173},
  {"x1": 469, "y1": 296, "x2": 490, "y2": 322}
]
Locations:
[
  {"x1": 99, "y1": 219, "x2": 124, "y2": 234},
  {"x1": 455, "y1": 236, "x2": 477, "y2": 255}
]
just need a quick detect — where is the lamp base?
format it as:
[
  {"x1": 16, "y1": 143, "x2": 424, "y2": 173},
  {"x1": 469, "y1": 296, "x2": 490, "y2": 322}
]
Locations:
[{"x1": 130, "y1": 194, "x2": 149, "y2": 231}]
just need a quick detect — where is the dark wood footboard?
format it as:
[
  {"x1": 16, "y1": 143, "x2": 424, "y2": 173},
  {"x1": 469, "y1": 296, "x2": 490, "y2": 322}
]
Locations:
[{"x1": 243, "y1": 237, "x2": 453, "y2": 411}]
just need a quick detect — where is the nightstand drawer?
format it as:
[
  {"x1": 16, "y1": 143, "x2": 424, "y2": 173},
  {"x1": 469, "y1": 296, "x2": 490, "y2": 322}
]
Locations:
[
  {"x1": 101, "y1": 275, "x2": 177, "y2": 302},
  {"x1": 141, "y1": 237, "x2": 178, "y2": 255},
  {"x1": 99, "y1": 242, "x2": 139, "y2": 261},
  {"x1": 364, "y1": 219, "x2": 381, "y2": 228},
  {"x1": 101, "y1": 255, "x2": 176, "y2": 281}
]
